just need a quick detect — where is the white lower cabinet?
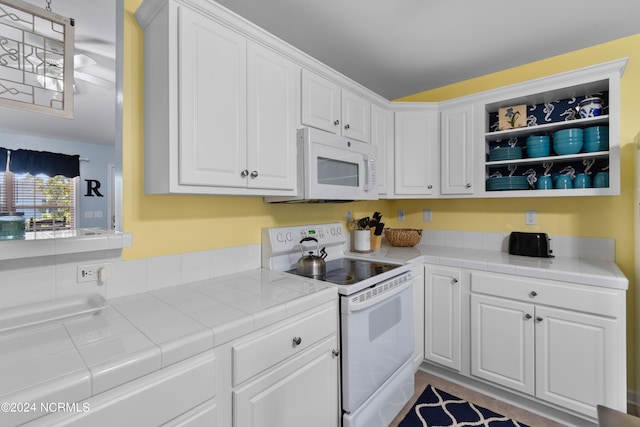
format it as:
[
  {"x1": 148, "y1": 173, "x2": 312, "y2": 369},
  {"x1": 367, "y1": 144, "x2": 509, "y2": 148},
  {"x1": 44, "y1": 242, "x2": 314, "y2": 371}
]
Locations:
[
  {"x1": 24, "y1": 351, "x2": 217, "y2": 427},
  {"x1": 424, "y1": 265, "x2": 465, "y2": 373},
  {"x1": 469, "y1": 271, "x2": 625, "y2": 419},
  {"x1": 229, "y1": 300, "x2": 340, "y2": 427},
  {"x1": 233, "y1": 337, "x2": 338, "y2": 427},
  {"x1": 471, "y1": 294, "x2": 534, "y2": 394}
]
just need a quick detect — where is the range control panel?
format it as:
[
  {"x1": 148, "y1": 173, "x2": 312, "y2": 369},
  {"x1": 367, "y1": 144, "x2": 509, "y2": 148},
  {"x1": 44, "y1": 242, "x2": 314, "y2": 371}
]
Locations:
[{"x1": 263, "y1": 222, "x2": 346, "y2": 255}]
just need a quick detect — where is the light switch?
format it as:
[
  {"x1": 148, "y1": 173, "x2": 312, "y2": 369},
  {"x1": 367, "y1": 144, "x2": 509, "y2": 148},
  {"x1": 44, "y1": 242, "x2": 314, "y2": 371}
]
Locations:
[
  {"x1": 423, "y1": 209, "x2": 432, "y2": 222},
  {"x1": 526, "y1": 210, "x2": 537, "y2": 225}
]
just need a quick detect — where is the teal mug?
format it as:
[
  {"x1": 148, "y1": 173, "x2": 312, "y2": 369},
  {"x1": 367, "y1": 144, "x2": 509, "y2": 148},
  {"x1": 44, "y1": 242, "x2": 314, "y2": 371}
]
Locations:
[
  {"x1": 536, "y1": 175, "x2": 553, "y2": 190},
  {"x1": 554, "y1": 175, "x2": 573, "y2": 189},
  {"x1": 574, "y1": 173, "x2": 591, "y2": 188},
  {"x1": 593, "y1": 172, "x2": 609, "y2": 188}
]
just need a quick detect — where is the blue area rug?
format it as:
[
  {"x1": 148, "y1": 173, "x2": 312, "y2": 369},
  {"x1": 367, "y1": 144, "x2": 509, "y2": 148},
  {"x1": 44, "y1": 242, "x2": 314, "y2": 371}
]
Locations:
[{"x1": 399, "y1": 385, "x2": 530, "y2": 427}]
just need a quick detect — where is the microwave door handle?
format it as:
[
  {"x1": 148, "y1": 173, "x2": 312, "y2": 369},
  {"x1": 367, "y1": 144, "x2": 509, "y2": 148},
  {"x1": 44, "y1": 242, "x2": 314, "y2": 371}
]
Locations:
[{"x1": 363, "y1": 154, "x2": 370, "y2": 192}]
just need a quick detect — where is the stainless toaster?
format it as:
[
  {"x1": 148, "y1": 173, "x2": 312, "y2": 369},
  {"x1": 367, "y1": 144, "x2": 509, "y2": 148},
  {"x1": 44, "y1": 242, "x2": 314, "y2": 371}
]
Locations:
[{"x1": 508, "y1": 232, "x2": 553, "y2": 258}]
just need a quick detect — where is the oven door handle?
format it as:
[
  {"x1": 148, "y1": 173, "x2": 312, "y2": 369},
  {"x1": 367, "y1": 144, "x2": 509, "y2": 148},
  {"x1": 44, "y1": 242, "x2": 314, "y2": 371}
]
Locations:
[{"x1": 345, "y1": 279, "x2": 413, "y2": 313}]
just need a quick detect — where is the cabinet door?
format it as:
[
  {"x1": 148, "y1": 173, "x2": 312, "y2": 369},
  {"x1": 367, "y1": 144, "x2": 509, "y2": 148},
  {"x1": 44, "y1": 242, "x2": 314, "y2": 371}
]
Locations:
[
  {"x1": 233, "y1": 337, "x2": 339, "y2": 427},
  {"x1": 341, "y1": 90, "x2": 371, "y2": 142},
  {"x1": 394, "y1": 110, "x2": 439, "y2": 195},
  {"x1": 470, "y1": 294, "x2": 534, "y2": 395},
  {"x1": 535, "y1": 305, "x2": 618, "y2": 418},
  {"x1": 301, "y1": 69, "x2": 341, "y2": 134},
  {"x1": 424, "y1": 266, "x2": 462, "y2": 372},
  {"x1": 371, "y1": 104, "x2": 393, "y2": 196},
  {"x1": 247, "y1": 42, "x2": 298, "y2": 191},
  {"x1": 440, "y1": 103, "x2": 474, "y2": 195},
  {"x1": 178, "y1": 6, "x2": 247, "y2": 188}
]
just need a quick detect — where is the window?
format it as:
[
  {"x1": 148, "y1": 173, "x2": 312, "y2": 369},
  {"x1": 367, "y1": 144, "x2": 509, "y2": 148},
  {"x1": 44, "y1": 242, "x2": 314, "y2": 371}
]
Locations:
[{"x1": 1, "y1": 171, "x2": 76, "y2": 231}]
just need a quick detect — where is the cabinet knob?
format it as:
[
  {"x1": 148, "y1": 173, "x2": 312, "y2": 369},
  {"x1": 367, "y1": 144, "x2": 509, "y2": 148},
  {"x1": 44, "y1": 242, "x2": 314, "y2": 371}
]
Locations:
[
  {"x1": 333, "y1": 120, "x2": 340, "y2": 126},
  {"x1": 465, "y1": 183, "x2": 471, "y2": 188},
  {"x1": 344, "y1": 124, "x2": 350, "y2": 130},
  {"x1": 536, "y1": 316, "x2": 543, "y2": 322},
  {"x1": 529, "y1": 291, "x2": 538, "y2": 297},
  {"x1": 332, "y1": 349, "x2": 340, "y2": 358},
  {"x1": 525, "y1": 313, "x2": 532, "y2": 320},
  {"x1": 427, "y1": 184, "x2": 433, "y2": 189},
  {"x1": 250, "y1": 170, "x2": 259, "y2": 178},
  {"x1": 292, "y1": 336, "x2": 302, "y2": 347},
  {"x1": 451, "y1": 278, "x2": 458, "y2": 284},
  {"x1": 240, "y1": 169, "x2": 249, "y2": 178}
]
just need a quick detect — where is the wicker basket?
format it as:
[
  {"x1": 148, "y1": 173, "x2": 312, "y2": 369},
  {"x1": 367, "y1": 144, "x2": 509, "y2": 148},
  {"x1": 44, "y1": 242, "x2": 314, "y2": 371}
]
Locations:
[{"x1": 384, "y1": 228, "x2": 422, "y2": 247}]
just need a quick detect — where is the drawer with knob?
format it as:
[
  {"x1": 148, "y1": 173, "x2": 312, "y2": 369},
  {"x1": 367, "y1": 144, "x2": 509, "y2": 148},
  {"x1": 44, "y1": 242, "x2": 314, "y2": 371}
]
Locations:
[
  {"x1": 470, "y1": 271, "x2": 619, "y2": 317},
  {"x1": 232, "y1": 302, "x2": 337, "y2": 385}
]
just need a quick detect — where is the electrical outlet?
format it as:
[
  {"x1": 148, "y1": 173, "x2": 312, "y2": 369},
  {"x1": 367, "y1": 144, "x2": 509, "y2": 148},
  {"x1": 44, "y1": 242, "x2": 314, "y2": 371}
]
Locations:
[
  {"x1": 525, "y1": 210, "x2": 537, "y2": 225},
  {"x1": 423, "y1": 209, "x2": 432, "y2": 222},
  {"x1": 346, "y1": 211, "x2": 352, "y2": 223},
  {"x1": 77, "y1": 264, "x2": 110, "y2": 284},
  {"x1": 398, "y1": 209, "x2": 405, "y2": 221}
]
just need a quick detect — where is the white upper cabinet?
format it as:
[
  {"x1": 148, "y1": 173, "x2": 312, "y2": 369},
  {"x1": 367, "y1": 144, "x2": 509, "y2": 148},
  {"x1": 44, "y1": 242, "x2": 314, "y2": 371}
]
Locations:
[
  {"x1": 136, "y1": 0, "x2": 298, "y2": 196},
  {"x1": 177, "y1": 6, "x2": 247, "y2": 189},
  {"x1": 393, "y1": 105, "x2": 439, "y2": 196},
  {"x1": 246, "y1": 42, "x2": 299, "y2": 191},
  {"x1": 440, "y1": 101, "x2": 475, "y2": 195},
  {"x1": 371, "y1": 104, "x2": 394, "y2": 196},
  {"x1": 301, "y1": 69, "x2": 371, "y2": 142}
]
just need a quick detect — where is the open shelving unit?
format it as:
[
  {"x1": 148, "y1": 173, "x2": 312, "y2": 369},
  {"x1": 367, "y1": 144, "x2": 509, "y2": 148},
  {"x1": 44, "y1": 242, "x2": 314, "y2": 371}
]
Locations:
[{"x1": 479, "y1": 59, "x2": 627, "y2": 197}]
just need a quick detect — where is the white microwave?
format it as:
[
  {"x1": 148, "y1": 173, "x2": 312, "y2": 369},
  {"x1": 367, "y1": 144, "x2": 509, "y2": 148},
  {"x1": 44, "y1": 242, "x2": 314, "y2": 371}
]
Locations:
[{"x1": 266, "y1": 127, "x2": 377, "y2": 203}]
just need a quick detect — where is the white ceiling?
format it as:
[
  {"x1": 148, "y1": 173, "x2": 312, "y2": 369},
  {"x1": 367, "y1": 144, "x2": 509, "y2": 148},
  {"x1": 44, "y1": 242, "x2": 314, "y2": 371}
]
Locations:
[
  {"x1": 216, "y1": 0, "x2": 640, "y2": 100},
  {"x1": 0, "y1": 0, "x2": 116, "y2": 146},
  {"x1": 1, "y1": 0, "x2": 639, "y2": 147}
]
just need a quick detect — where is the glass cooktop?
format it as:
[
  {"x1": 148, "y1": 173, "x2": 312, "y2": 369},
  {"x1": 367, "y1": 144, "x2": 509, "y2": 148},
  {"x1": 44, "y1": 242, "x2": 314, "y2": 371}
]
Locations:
[{"x1": 288, "y1": 258, "x2": 400, "y2": 285}]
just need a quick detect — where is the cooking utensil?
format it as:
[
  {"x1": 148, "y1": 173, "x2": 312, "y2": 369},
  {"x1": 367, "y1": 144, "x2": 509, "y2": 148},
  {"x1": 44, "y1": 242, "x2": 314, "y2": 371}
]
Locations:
[
  {"x1": 296, "y1": 237, "x2": 326, "y2": 278},
  {"x1": 374, "y1": 222, "x2": 384, "y2": 236},
  {"x1": 357, "y1": 217, "x2": 370, "y2": 230}
]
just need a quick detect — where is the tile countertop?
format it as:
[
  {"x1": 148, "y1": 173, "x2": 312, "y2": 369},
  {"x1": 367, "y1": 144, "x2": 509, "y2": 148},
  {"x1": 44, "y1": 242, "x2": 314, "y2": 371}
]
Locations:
[
  {"x1": 0, "y1": 269, "x2": 336, "y2": 426},
  {"x1": 349, "y1": 244, "x2": 629, "y2": 290}
]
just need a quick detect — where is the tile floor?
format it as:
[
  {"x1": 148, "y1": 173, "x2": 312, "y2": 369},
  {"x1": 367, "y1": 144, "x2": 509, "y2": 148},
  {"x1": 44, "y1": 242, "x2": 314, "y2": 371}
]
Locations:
[{"x1": 389, "y1": 370, "x2": 566, "y2": 427}]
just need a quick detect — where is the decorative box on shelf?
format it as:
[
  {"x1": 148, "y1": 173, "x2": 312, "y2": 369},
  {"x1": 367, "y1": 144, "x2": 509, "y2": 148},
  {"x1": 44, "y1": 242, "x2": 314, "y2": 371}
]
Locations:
[{"x1": 498, "y1": 104, "x2": 527, "y2": 130}]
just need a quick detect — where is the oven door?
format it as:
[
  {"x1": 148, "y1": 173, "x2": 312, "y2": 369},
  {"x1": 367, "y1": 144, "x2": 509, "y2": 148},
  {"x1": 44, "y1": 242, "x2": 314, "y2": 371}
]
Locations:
[
  {"x1": 340, "y1": 279, "x2": 414, "y2": 412},
  {"x1": 301, "y1": 129, "x2": 376, "y2": 200}
]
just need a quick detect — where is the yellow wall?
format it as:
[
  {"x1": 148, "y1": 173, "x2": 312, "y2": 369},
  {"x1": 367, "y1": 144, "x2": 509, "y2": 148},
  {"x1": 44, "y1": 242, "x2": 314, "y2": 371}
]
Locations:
[{"x1": 124, "y1": 0, "x2": 637, "y2": 389}]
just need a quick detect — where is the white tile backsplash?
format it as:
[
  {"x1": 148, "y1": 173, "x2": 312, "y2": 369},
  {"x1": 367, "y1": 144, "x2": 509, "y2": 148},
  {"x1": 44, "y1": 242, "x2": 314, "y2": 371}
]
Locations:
[
  {"x1": 0, "y1": 243, "x2": 262, "y2": 309},
  {"x1": 0, "y1": 231, "x2": 613, "y2": 310}
]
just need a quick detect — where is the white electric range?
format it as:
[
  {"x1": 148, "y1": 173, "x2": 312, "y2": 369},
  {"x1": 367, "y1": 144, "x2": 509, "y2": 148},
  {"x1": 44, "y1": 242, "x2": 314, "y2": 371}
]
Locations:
[{"x1": 262, "y1": 222, "x2": 415, "y2": 427}]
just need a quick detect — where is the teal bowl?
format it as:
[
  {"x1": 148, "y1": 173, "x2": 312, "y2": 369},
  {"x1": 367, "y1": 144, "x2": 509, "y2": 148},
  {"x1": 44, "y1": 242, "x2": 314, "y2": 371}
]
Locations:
[
  {"x1": 583, "y1": 137, "x2": 609, "y2": 152},
  {"x1": 526, "y1": 136, "x2": 550, "y2": 158},
  {"x1": 584, "y1": 126, "x2": 609, "y2": 137},
  {"x1": 553, "y1": 128, "x2": 583, "y2": 140},
  {"x1": 553, "y1": 139, "x2": 583, "y2": 155}
]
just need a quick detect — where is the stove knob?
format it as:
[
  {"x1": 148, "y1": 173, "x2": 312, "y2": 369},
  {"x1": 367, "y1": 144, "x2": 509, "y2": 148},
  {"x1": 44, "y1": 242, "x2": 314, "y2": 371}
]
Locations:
[{"x1": 285, "y1": 231, "x2": 292, "y2": 242}]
